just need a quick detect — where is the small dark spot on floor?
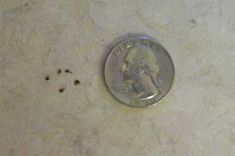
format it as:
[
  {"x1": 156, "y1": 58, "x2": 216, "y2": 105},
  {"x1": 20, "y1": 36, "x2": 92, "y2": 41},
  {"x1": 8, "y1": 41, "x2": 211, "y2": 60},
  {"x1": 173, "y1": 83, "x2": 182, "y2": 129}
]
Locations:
[
  {"x1": 74, "y1": 79, "x2": 80, "y2": 86},
  {"x1": 102, "y1": 39, "x2": 105, "y2": 42},
  {"x1": 22, "y1": 2, "x2": 32, "y2": 11},
  {"x1": 59, "y1": 88, "x2": 65, "y2": 93},
  {"x1": 45, "y1": 76, "x2": 50, "y2": 81},
  {"x1": 190, "y1": 19, "x2": 197, "y2": 24},
  {"x1": 24, "y1": 3, "x2": 29, "y2": 7},
  {"x1": 65, "y1": 69, "x2": 72, "y2": 74},
  {"x1": 57, "y1": 69, "x2": 62, "y2": 74}
]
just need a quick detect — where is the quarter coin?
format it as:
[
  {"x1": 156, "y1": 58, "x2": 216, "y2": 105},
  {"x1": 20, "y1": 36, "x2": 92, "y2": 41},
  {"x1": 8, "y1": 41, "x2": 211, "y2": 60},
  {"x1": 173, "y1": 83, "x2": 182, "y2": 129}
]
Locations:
[{"x1": 104, "y1": 35, "x2": 174, "y2": 107}]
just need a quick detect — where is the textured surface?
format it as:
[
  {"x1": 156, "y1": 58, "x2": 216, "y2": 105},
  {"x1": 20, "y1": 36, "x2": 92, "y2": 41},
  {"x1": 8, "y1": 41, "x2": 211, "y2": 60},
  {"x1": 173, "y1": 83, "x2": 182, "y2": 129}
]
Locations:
[{"x1": 0, "y1": 0, "x2": 235, "y2": 155}]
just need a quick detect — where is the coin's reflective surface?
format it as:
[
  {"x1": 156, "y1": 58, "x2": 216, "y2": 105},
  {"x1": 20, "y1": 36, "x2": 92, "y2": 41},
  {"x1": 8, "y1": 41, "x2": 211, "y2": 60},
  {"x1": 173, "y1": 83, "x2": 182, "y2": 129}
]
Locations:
[{"x1": 104, "y1": 35, "x2": 174, "y2": 107}]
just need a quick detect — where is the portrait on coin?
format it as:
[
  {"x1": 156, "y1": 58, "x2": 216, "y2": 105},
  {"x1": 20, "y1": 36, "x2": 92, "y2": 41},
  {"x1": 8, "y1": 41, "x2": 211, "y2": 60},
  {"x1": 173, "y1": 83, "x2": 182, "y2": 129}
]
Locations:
[{"x1": 121, "y1": 46, "x2": 161, "y2": 99}]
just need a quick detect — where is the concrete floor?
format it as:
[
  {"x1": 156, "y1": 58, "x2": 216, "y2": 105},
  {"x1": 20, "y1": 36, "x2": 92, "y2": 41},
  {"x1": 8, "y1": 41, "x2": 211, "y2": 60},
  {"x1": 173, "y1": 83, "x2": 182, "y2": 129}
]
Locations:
[{"x1": 0, "y1": 0, "x2": 235, "y2": 155}]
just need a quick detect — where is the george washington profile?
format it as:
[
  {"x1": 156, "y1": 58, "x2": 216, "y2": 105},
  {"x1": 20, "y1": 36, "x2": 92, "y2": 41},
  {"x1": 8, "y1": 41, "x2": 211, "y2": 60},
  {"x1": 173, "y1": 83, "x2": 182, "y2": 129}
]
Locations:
[{"x1": 121, "y1": 46, "x2": 161, "y2": 100}]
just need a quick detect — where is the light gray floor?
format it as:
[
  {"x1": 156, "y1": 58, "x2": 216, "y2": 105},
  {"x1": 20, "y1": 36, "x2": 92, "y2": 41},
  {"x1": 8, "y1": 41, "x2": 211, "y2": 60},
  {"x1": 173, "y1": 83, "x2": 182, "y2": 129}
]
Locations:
[{"x1": 1, "y1": 0, "x2": 235, "y2": 155}]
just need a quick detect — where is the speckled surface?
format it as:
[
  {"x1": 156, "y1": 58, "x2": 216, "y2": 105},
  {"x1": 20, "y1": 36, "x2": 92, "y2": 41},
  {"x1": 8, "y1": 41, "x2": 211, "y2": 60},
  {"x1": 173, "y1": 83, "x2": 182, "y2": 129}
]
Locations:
[{"x1": 0, "y1": 0, "x2": 235, "y2": 155}]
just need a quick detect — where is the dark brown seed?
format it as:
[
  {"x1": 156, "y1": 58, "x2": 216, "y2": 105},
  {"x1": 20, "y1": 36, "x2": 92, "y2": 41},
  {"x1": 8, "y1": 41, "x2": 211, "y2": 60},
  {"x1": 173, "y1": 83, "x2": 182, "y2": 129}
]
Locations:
[
  {"x1": 65, "y1": 69, "x2": 72, "y2": 74},
  {"x1": 45, "y1": 76, "x2": 50, "y2": 81},
  {"x1": 74, "y1": 80, "x2": 80, "y2": 86},
  {"x1": 59, "y1": 88, "x2": 65, "y2": 93},
  {"x1": 57, "y1": 69, "x2": 62, "y2": 74}
]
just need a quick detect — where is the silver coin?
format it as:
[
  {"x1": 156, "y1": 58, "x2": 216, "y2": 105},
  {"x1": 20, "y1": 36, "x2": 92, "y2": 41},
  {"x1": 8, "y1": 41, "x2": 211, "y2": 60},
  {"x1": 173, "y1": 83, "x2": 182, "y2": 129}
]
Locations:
[{"x1": 104, "y1": 35, "x2": 174, "y2": 107}]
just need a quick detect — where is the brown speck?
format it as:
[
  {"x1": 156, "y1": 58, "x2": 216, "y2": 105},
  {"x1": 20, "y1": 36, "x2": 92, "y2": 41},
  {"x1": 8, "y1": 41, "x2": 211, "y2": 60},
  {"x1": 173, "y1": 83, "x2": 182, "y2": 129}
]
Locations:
[
  {"x1": 65, "y1": 69, "x2": 72, "y2": 74},
  {"x1": 24, "y1": 3, "x2": 29, "y2": 7},
  {"x1": 59, "y1": 88, "x2": 65, "y2": 93},
  {"x1": 57, "y1": 69, "x2": 62, "y2": 74},
  {"x1": 190, "y1": 19, "x2": 196, "y2": 24},
  {"x1": 74, "y1": 80, "x2": 80, "y2": 86},
  {"x1": 45, "y1": 76, "x2": 50, "y2": 81}
]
